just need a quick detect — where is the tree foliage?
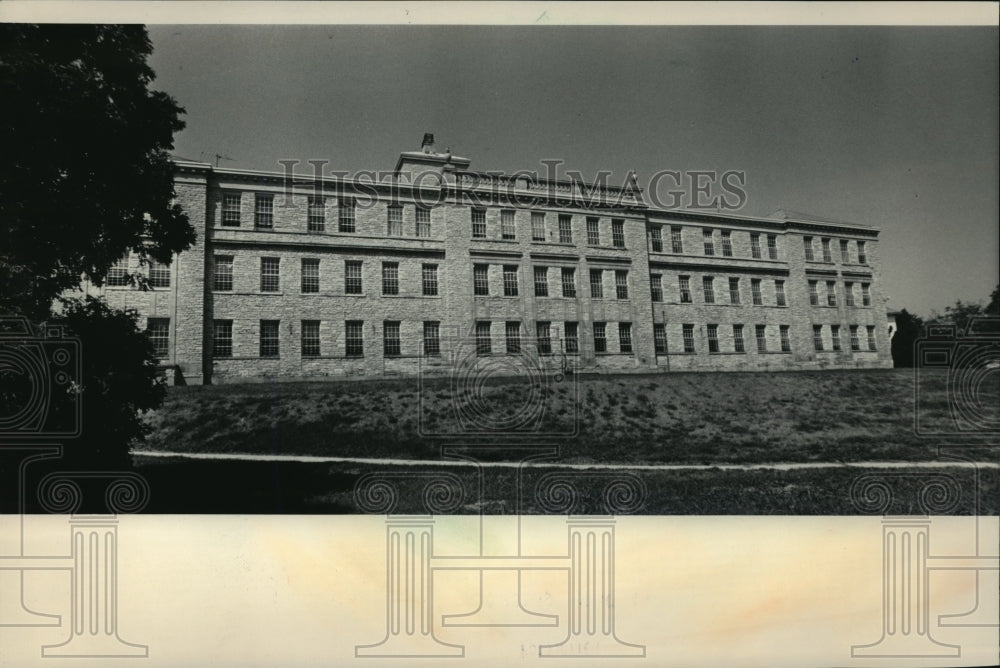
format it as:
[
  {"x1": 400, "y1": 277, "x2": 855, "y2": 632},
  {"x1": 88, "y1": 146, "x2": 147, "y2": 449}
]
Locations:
[{"x1": 890, "y1": 309, "x2": 924, "y2": 368}]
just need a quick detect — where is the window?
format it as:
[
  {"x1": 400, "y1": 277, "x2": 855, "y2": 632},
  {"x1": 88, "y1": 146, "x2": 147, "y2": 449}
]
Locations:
[
  {"x1": 733, "y1": 324, "x2": 745, "y2": 353},
  {"x1": 475, "y1": 321, "x2": 492, "y2": 355},
  {"x1": 703, "y1": 229, "x2": 714, "y2": 255},
  {"x1": 857, "y1": 241, "x2": 867, "y2": 265},
  {"x1": 423, "y1": 321, "x2": 440, "y2": 356},
  {"x1": 650, "y1": 274, "x2": 663, "y2": 302},
  {"x1": 147, "y1": 318, "x2": 169, "y2": 357},
  {"x1": 703, "y1": 276, "x2": 715, "y2": 304},
  {"x1": 589, "y1": 269, "x2": 604, "y2": 298},
  {"x1": 845, "y1": 282, "x2": 855, "y2": 307},
  {"x1": 213, "y1": 256, "x2": 233, "y2": 291},
  {"x1": 653, "y1": 324, "x2": 667, "y2": 354},
  {"x1": 301, "y1": 258, "x2": 320, "y2": 293},
  {"x1": 147, "y1": 259, "x2": 171, "y2": 288},
  {"x1": 338, "y1": 197, "x2": 356, "y2": 232},
  {"x1": 612, "y1": 219, "x2": 625, "y2": 248},
  {"x1": 474, "y1": 264, "x2": 489, "y2": 296},
  {"x1": 222, "y1": 193, "x2": 241, "y2": 226},
  {"x1": 850, "y1": 325, "x2": 860, "y2": 351},
  {"x1": 751, "y1": 278, "x2": 763, "y2": 305},
  {"x1": 260, "y1": 320, "x2": 279, "y2": 358},
  {"x1": 866, "y1": 325, "x2": 877, "y2": 351},
  {"x1": 422, "y1": 264, "x2": 438, "y2": 296},
  {"x1": 586, "y1": 217, "x2": 600, "y2": 246},
  {"x1": 840, "y1": 239, "x2": 850, "y2": 263},
  {"x1": 501, "y1": 210, "x2": 516, "y2": 240},
  {"x1": 861, "y1": 283, "x2": 871, "y2": 307},
  {"x1": 387, "y1": 205, "x2": 403, "y2": 236},
  {"x1": 831, "y1": 324, "x2": 841, "y2": 351},
  {"x1": 301, "y1": 320, "x2": 320, "y2": 357},
  {"x1": 382, "y1": 262, "x2": 399, "y2": 295},
  {"x1": 750, "y1": 233, "x2": 762, "y2": 259},
  {"x1": 531, "y1": 211, "x2": 546, "y2": 241},
  {"x1": 813, "y1": 325, "x2": 824, "y2": 351},
  {"x1": 808, "y1": 280, "x2": 819, "y2": 306},
  {"x1": 755, "y1": 324, "x2": 767, "y2": 353},
  {"x1": 615, "y1": 270, "x2": 629, "y2": 300},
  {"x1": 826, "y1": 281, "x2": 837, "y2": 307},
  {"x1": 213, "y1": 320, "x2": 233, "y2": 358},
  {"x1": 536, "y1": 322, "x2": 552, "y2": 354},
  {"x1": 619, "y1": 322, "x2": 633, "y2": 353},
  {"x1": 650, "y1": 226, "x2": 663, "y2": 253},
  {"x1": 260, "y1": 257, "x2": 280, "y2": 292},
  {"x1": 255, "y1": 194, "x2": 274, "y2": 229},
  {"x1": 707, "y1": 324, "x2": 719, "y2": 353},
  {"x1": 534, "y1": 266, "x2": 548, "y2": 297},
  {"x1": 671, "y1": 226, "x2": 684, "y2": 253},
  {"x1": 561, "y1": 267, "x2": 576, "y2": 298},
  {"x1": 502, "y1": 265, "x2": 519, "y2": 297},
  {"x1": 471, "y1": 208, "x2": 486, "y2": 238},
  {"x1": 721, "y1": 230, "x2": 733, "y2": 257},
  {"x1": 345, "y1": 320, "x2": 364, "y2": 357},
  {"x1": 344, "y1": 260, "x2": 363, "y2": 294},
  {"x1": 383, "y1": 321, "x2": 401, "y2": 357},
  {"x1": 728, "y1": 277, "x2": 741, "y2": 304},
  {"x1": 775, "y1": 280, "x2": 787, "y2": 306},
  {"x1": 682, "y1": 324, "x2": 695, "y2": 353},
  {"x1": 593, "y1": 322, "x2": 607, "y2": 353},
  {"x1": 558, "y1": 215, "x2": 573, "y2": 243},
  {"x1": 821, "y1": 238, "x2": 832, "y2": 263},
  {"x1": 564, "y1": 322, "x2": 579, "y2": 354},
  {"x1": 505, "y1": 321, "x2": 521, "y2": 353},
  {"x1": 679, "y1": 275, "x2": 692, "y2": 303},
  {"x1": 779, "y1": 325, "x2": 791, "y2": 352},
  {"x1": 415, "y1": 207, "x2": 431, "y2": 237},
  {"x1": 803, "y1": 237, "x2": 814, "y2": 261},
  {"x1": 308, "y1": 196, "x2": 325, "y2": 232},
  {"x1": 767, "y1": 235, "x2": 778, "y2": 260},
  {"x1": 107, "y1": 255, "x2": 129, "y2": 286}
]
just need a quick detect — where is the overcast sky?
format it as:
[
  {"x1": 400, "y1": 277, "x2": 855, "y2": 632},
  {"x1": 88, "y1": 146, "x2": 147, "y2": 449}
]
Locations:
[{"x1": 147, "y1": 25, "x2": 998, "y2": 317}]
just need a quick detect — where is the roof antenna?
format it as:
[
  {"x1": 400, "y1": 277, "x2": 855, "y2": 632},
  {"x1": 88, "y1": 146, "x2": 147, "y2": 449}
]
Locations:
[{"x1": 214, "y1": 153, "x2": 235, "y2": 167}]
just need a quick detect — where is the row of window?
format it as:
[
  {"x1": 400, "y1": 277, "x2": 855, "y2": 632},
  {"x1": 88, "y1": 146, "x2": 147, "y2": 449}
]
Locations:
[
  {"x1": 804, "y1": 236, "x2": 867, "y2": 264},
  {"x1": 807, "y1": 280, "x2": 872, "y2": 307},
  {"x1": 472, "y1": 209, "x2": 628, "y2": 247},
  {"x1": 214, "y1": 256, "x2": 439, "y2": 296},
  {"x1": 107, "y1": 255, "x2": 171, "y2": 288},
  {"x1": 475, "y1": 265, "x2": 630, "y2": 299},
  {"x1": 650, "y1": 226, "x2": 781, "y2": 260},
  {"x1": 652, "y1": 275, "x2": 788, "y2": 306},
  {"x1": 657, "y1": 323, "x2": 793, "y2": 355},
  {"x1": 222, "y1": 194, "x2": 434, "y2": 237},
  {"x1": 812, "y1": 324, "x2": 878, "y2": 352}
]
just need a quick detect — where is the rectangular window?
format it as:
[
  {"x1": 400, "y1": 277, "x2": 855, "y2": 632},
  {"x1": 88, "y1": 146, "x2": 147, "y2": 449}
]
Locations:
[
  {"x1": 260, "y1": 257, "x2": 280, "y2": 292},
  {"x1": 861, "y1": 283, "x2": 871, "y2": 307},
  {"x1": 682, "y1": 324, "x2": 695, "y2": 353},
  {"x1": 850, "y1": 325, "x2": 860, "y2": 351},
  {"x1": 729, "y1": 277, "x2": 741, "y2": 304},
  {"x1": 751, "y1": 278, "x2": 763, "y2": 305},
  {"x1": 671, "y1": 226, "x2": 684, "y2": 253},
  {"x1": 107, "y1": 254, "x2": 129, "y2": 286},
  {"x1": 826, "y1": 281, "x2": 837, "y2": 307},
  {"x1": 831, "y1": 324, "x2": 841, "y2": 351},
  {"x1": 589, "y1": 269, "x2": 604, "y2": 299},
  {"x1": 650, "y1": 226, "x2": 663, "y2": 253},
  {"x1": 650, "y1": 274, "x2": 663, "y2": 302},
  {"x1": 586, "y1": 217, "x2": 600, "y2": 246},
  {"x1": 533, "y1": 266, "x2": 548, "y2": 297},
  {"x1": 502, "y1": 265, "x2": 519, "y2": 297},
  {"x1": 755, "y1": 324, "x2": 767, "y2": 353},
  {"x1": 618, "y1": 322, "x2": 633, "y2": 353},
  {"x1": 558, "y1": 215, "x2": 573, "y2": 243},
  {"x1": 148, "y1": 259, "x2": 171, "y2": 288},
  {"x1": 703, "y1": 276, "x2": 715, "y2": 304},
  {"x1": 473, "y1": 264, "x2": 489, "y2": 296},
  {"x1": 707, "y1": 324, "x2": 719, "y2": 353},
  {"x1": 857, "y1": 241, "x2": 867, "y2": 265},
  {"x1": 703, "y1": 229, "x2": 714, "y2": 256},
  {"x1": 387, "y1": 205, "x2": 403, "y2": 237},
  {"x1": 338, "y1": 197, "x2": 356, "y2": 233},
  {"x1": 808, "y1": 280, "x2": 819, "y2": 306},
  {"x1": 471, "y1": 208, "x2": 486, "y2": 238},
  {"x1": 475, "y1": 321, "x2": 491, "y2": 355},
  {"x1": 615, "y1": 270, "x2": 629, "y2": 300},
  {"x1": 260, "y1": 319, "x2": 279, "y2": 358},
  {"x1": 564, "y1": 322, "x2": 579, "y2": 354},
  {"x1": 344, "y1": 260, "x2": 362, "y2": 295},
  {"x1": 213, "y1": 320, "x2": 233, "y2": 358},
  {"x1": 561, "y1": 267, "x2": 576, "y2": 298},
  {"x1": 505, "y1": 321, "x2": 521, "y2": 353},
  {"x1": 866, "y1": 325, "x2": 877, "y2": 351},
  {"x1": 653, "y1": 323, "x2": 667, "y2": 354},
  {"x1": 345, "y1": 320, "x2": 364, "y2": 357},
  {"x1": 415, "y1": 207, "x2": 431, "y2": 237},
  {"x1": 301, "y1": 320, "x2": 320, "y2": 357},
  {"x1": 213, "y1": 255, "x2": 233, "y2": 291},
  {"x1": 531, "y1": 211, "x2": 546, "y2": 241},
  {"x1": 383, "y1": 321, "x2": 401, "y2": 357},
  {"x1": 679, "y1": 275, "x2": 692, "y2": 303},
  {"x1": 721, "y1": 230, "x2": 733, "y2": 257},
  {"x1": 422, "y1": 264, "x2": 438, "y2": 296},
  {"x1": 301, "y1": 258, "x2": 320, "y2": 293},
  {"x1": 382, "y1": 262, "x2": 399, "y2": 295},
  {"x1": 750, "y1": 233, "x2": 762, "y2": 259},
  {"x1": 536, "y1": 321, "x2": 552, "y2": 354},
  {"x1": 222, "y1": 193, "x2": 241, "y2": 227},
  {"x1": 593, "y1": 322, "x2": 607, "y2": 353},
  {"x1": 803, "y1": 237, "x2": 814, "y2": 261},
  {"x1": 501, "y1": 209, "x2": 516, "y2": 240},
  {"x1": 813, "y1": 325, "x2": 824, "y2": 351},
  {"x1": 767, "y1": 234, "x2": 778, "y2": 260},
  {"x1": 307, "y1": 196, "x2": 325, "y2": 232},
  {"x1": 779, "y1": 325, "x2": 791, "y2": 352},
  {"x1": 775, "y1": 280, "x2": 787, "y2": 307},
  {"x1": 612, "y1": 219, "x2": 625, "y2": 248},
  {"x1": 733, "y1": 324, "x2": 745, "y2": 353},
  {"x1": 254, "y1": 194, "x2": 274, "y2": 229},
  {"x1": 423, "y1": 321, "x2": 440, "y2": 356},
  {"x1": 147, "y1": 318, "x2": 169, "y2": 357},
  {"x1": 821, "y1": 238, "x2": 832, "y2": 263},
  {"x1": 840, "y1": 239, "x2": 850, "y2": 263},
  {"x1": 845, "y1": 282, "x2": 855, "y2": 307}
]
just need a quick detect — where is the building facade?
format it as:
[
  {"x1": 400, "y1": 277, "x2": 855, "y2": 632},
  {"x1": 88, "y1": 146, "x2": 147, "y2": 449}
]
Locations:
[{"x1": 85, "y1": 136, "x2": 893, "y2": 384}]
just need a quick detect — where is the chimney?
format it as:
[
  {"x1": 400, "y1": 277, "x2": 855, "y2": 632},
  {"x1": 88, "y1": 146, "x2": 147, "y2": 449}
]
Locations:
[{"x1": 421, "y1": 133, "x2": 435, "y2": 153}]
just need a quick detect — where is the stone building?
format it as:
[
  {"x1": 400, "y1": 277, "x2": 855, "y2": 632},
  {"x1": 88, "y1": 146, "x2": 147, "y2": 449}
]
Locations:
[{"x1": 85, "y1": 135, "x2": 893, "y2": 384}]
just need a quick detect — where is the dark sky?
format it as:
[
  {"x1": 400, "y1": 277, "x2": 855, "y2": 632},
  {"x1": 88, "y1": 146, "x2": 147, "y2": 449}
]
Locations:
[{"x1": 147, "y1": 25, "x2": 999, "y2": 317}]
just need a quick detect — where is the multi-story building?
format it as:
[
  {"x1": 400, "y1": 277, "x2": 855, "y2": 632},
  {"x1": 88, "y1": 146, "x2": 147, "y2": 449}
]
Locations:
[{"x1": 84, "y1": 135, "x2": 892, "y2": 384}]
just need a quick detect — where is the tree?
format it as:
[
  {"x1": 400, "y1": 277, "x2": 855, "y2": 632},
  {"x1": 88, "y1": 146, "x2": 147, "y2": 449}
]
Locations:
[
  {"x1": 986, "y1": 284, "x2": 1000, "y2": 316},
  {"x1": 890, "y1": 309, "x2": 924, "y2": 368}
]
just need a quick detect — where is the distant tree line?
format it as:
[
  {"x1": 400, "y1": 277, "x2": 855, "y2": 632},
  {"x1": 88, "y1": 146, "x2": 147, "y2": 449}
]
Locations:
[{"x1": 891, "y1": 284, "x2": 1000, "y2": 367}]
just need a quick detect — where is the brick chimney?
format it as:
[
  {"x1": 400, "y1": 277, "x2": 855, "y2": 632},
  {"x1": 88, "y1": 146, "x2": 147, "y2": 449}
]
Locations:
[{"x1": 421, "y1": 133, "x2": 435, "y2": 153}]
